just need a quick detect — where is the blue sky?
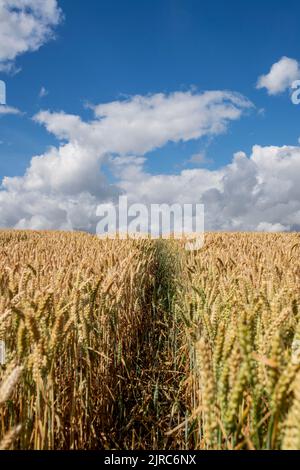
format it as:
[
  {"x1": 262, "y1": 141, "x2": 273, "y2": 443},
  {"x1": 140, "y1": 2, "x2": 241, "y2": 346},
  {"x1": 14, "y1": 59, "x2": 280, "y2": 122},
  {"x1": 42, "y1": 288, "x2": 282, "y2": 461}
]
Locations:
[{"x1": 0, "y1": 0, "x2": 300, "y2": 232}]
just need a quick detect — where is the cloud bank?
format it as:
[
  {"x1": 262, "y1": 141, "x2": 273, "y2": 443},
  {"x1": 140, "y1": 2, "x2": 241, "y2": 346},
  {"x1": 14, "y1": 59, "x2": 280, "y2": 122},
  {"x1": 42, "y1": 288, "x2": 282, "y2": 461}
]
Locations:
[
  {"x1": 0, "y1": 88, "x2": 299, "y2": 233},
  {"x1": 119, "y1": 145, "x2": 300, "y2": 232},
  {"x1": 0, "y1": 89, "x2": 256, "y2": 231}
]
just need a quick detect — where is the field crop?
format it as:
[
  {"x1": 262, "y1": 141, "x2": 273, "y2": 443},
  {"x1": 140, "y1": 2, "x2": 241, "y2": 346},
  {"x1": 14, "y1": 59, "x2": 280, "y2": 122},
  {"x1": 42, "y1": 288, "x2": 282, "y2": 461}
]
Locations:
[
  {"x1": 178, "y1": 233, "x2": 300, "y2": 449},
  {"x1": 0, "y1": 230, "x2": 300, "y2": 450}
]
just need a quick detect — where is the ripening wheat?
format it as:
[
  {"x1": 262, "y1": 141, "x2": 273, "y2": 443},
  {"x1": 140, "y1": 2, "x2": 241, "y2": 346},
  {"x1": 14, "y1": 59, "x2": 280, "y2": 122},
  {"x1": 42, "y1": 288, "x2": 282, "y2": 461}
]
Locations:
[
  {"x1": 176, "y1": 233, "x2": 300, "y2": 450},
  {"x1": 1, "y1": 230, "x2": 300, "y2": 450},
  {"x1": 0, "y1": 230, "x2": 170, "y2": 449}
]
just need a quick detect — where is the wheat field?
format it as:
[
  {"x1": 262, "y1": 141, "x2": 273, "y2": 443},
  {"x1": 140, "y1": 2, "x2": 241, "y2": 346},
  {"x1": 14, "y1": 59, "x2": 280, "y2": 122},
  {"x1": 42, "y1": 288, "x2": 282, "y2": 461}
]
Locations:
[{"x1": 0, "y1": 230, "x2": 300, "y2": 450}]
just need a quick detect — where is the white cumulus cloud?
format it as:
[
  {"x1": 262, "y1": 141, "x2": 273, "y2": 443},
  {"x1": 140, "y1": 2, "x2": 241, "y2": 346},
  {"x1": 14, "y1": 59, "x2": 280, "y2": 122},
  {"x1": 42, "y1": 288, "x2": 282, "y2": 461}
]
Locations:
[
  {"x1": 257, "y1": 56, "x2": 300, "y2": 95},
  {"x1": 0, "y1": 0, "x2": 62, "y2": 72},
  {"x1": 2, "y1": 89, "x2": 300, "y2": 233},
  {"x1": 0, "y1": 89, "x2": 253, "y2": 231},
  {"x1": 119, "y1": 145, "x2": 300, "y2": 232}
]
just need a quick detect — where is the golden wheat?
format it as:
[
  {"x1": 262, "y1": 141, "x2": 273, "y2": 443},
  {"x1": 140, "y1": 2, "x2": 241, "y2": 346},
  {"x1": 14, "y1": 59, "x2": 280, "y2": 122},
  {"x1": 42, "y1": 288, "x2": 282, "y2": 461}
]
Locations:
[
  {"x1": 1, "y1": 230, "x2": 300, "y2": 450},
  {"x1": 178, "y1": 232, "x2": 300, "y2": 450}
]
